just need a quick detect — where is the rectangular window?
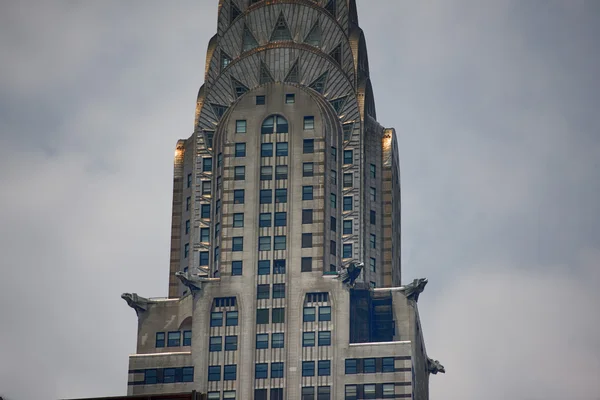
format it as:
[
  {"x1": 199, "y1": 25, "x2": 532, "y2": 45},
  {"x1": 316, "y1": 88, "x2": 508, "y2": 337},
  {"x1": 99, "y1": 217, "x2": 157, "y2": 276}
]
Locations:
[
  {"x1": 370, "y1": 163, "x2": 376, "y2": 178},
  {"x1": 370, "y1": 257, "x2": 376, "y2": 273},
  {"x1": 201, "y1": 204, "x2": 211, "y2": 218},
  {"x1": 303, "y1": 162, "x2": 314, "y2": 177},
  {"x1": 301, "y1": 233, "x2": 313, "y2": 248},
  {"x1": 260, "y1": 189, "x2": 272, "y2": 204},
  {"x1": 218, "y1": 153, "x2": 223, "y2": 167},
  {"x1": 232, "y1": 237, "x2": 243, "y2": 251},
  {"x1": 303, "y1": 306, "x2": 316, "y2": 322},
  {"x1": 303, "y1": 186, "x2": 314, "y2": 200},
  {"x1": 271, "y1": 388, "x2": 283, "y2": 400},
  {"x1": 302, "y1": 209, "x2": 313, "y2": 224},
  {"x1": 185, "y1": 219, "x2": 190, "y2": 235},
  {"x1": 255, "y1": 389, "x2": 267, "y2": 400},
  {"x1": 226, "y1": 311, "x2": 238, "y2": 326},
  {"x1": 302, "y1": 387, "x2": 315, "y2": 400},
  {"x1": 276, "y1": 142, "x2": 288, "y2": 156},
  {"x1": 167, "y1": 331, "x2": 181, "y2": 347},
  {"x1": 343, "y1": 149, "x2": 353, "y2": 164},
  {"x1": 155, "y1": 332, "x2": 165, "y2": 348},
  {"x1": 301, "y1": 257, "x2": 312, "y2": 272},
  {"x1": 364, "y1": 384, "x2": 376, "y2": 399},
  {"x1": 331, "y1": 146, "x2": 337, "y2": 161},
  {"x1": 260, "y1": 166, "x2": 273, "y2": 180},
  {"x1": 345, "y1": 385, "x2": 358, "y2": 400},
  {"x1": 330, "y1": 170, "x2": 337, "y2": 185},
  {"x1": 370, "y1": 210, "x2": 376, "y2": 224},
  {"x1": 215, "y1": 223, "x2": 221, "y2": 238},
  {"x1": 303, "y1": 332, "x2": 315, "y2": 347},
  {"x1": 343, "y1": 196, "x2": 353, "y2": 211},
  {"x1": 343, "y1": 173, "x2": 353, "y2": 188},
  {"x1": 199, "y1": 251, "x2": 209, "y2": 266},
  {"x1": 236, "y1": 120, "x2": 247, "y2": 133},
  {"x1": 256, "y1": 308, "x2": 269, "y2": 324},
  {"x1": 363, "y1": 358, "x2": 376, "y2": 373},
  {"x1": 370, "y1": 234, "x2": 377, "y2": 249},
  {"x1": 259, "y1": 213, "x2": 272, "y2": 227},
  {"x1": 209, "y1": 336, "x2": 222, "y2": 352},
  {"x1": 256, "y1": 333, "x2": 269, "y2": 349},
  {"x1": 255, "y1": 363, "x2": 268, "y2": 379},
  {"x1": 343, "y1": 220, "x2": 352, "y2": 235},
  {"x1": 261, "y1": 143, "x2": 273, "y2": 157},
  {"x1": 223, "y1": 391, "x2": 236, "y2": 400},
  {"x1": 318, "y1": 360, "x2": 331, "y2": 376},
  {"x1": 187, "y1": 173, "x2": 192, "y2": 188},
  {"x1": 273, "y1": 259, "x2": 286, "y2": 274},
  {"x1": 273, "y1": 283, "x2": 285, "y2": 298},
  {"x1": 144, "y1": 369, "x2": 158, "y2": 384},
  {"x1": 233, "y1": 189, "x2": 245, "y2": 204},
  {"x1": 274, "y1": 235, "x2": 286, "y2": 250},
  {"x1": 382, "y1": 357, "x2": 395, "y2": 372},
  {"x1": 258, "y1": 260, "x2": 270, "y2": 275},
  {"x1": 225, "y1": 335, "x2": 237, "y2": 351},
  {"x1": 304, "y1": 116, "x2": 315, "y2": 130},
  {"x1": 317, "y1": 386, "x2": 331, "y2": 400},
  {"x1": 318, "y1": 331, "x2": 331, "y2": 346},
  {"x1": 257, "y1": 284, "x2": 270, "y2": 299},
  {"x1": 233, "y1": 213, "x2": 244, "y2": 227},
  {"x1": 272, "y1": 308, "x2": 285, "y2": 323},
  {"x1": 330, "y1": 240, "x2": 337, "y2": 256},
  {"x1": 285, "y1": 93, "x2": 295, "y2": 103},
  {"x1": 223, "y1": 365, "x2": 237, "y2": 381},
  {"x1": 215, "y1": 199, "x2": 221, "y2": 214},
  {"x1": 234, "y1": 166, "x2": 245, "y2": 180},
  {"x1": 302, "y1": 361, "x2": 315, "y2": 376},
  {"x1": 203, "y1": 157, "x2": 213, "y2": 172},
  {"x1": 214, "y1": 246, "x2": 220, "y2": 262},
  {"x1": 235, "y1": 143, "x2": 246, "y2": 157},
  {"x1": 303, "y1": 139, "x2": 315, "y2": 153},
  {"x1": 319, "y1": 306, "x2": 331, "y2": 321},
  {"x1": 271, "y1": 362, "x2": 284, "y2": 378},
  {"x1": 202, "y1": 181, "x2": 211, "y2": 195},
  {"x1": 217, "y1": 176, "x2": 222, "y2": 187},
  {"x1": 186, "y1": 196, "x2": 191, "y2": 211},
  {"x1": 275, "y1": 165, "x2": 288, "y2": 179},
  {"x1": 256, "y1": 95, "x2": 265, "y2": 105},
  {"x1": 345, "y1": 359, "x2": 358, "y2": 374},
  {"x1": 383, "y1": 383, "x2": 395, "y2": 398},
  {"x1": 183, "y1": 330, "x2": 192, "y2": 346},
  {"x1": 211, "y1": 312, "x2": 223, "y2": 327},
  {"x1": 275, "y1": 188, "x2": 288, "y2": 203},
  {"x1": 163, "y1": 368, "x2": 176, "y2": 383},
  {"x1": 330, "y1": 216, "x2": 337, "y2": 232},
  {"x1": 330, "y1": 193, "x2": 336, "y2": 208},
  {"x1": 343, "y1": 243, "x2": 352, "y2": 258},
  {"x1": 208, "y1": 366, "x2": 221, "y2": 381},
  {"x1": 258, "y1": 236, "x2": 271, "y2": 251},
  {"x1": 232, "y1": 260, "x2": 242, "y2": 275},
  {"x1": 370, "y1": 186, "x2": 377, "y2": 202}
]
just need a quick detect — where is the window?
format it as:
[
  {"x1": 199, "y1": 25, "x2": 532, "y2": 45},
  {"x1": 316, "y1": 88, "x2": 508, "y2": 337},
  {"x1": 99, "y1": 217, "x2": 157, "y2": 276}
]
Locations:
[
  {"x1": 275, "y1": 165, "x2": 288, "y2": 179},
  {"x1": 185, "y1": 220, "x2": 190, "y2": 235},
  {"x1": 256, "y1": 333, "x2": 269, "y2": 349},
  {"x1": 255, "y1": 363, "x2": 268, "y2": 379},
  {"x1": 211, "y1": 312, "x2": 223, "y2": 327},
  {"x1": 259, "y1": 213, "x2": 272, "y2": 227},
  {"x1": 343, "y1": 149, "x2": 353, "y2": 164},
  {"x1": 303, "y1": 332, "x2": 315, "y2": 347},
  {"x1": 318, "y1": 331, "x2": 331, "y2": 346},
  {"x1": 187, "y1": 173, "x2": 192, "y2": 188},
  {"x1": 182, "y1": 366, "x2": 193, "y2": 382},
  {"x1": 234, "y1": 166, "x2": 245, "y2": 180},
  {"x1": 370, "y1": 163, "x2": 376, "y2": 178},
  {"x1": 145, "y1": 369, "x2": 158, "y2": 384},
  {"x1": 330, "y1": 240, "x2": 337, "y2": 256},
  {"x1": 235, "y1": 143, "x2": 246, "y2": 157},
  {"x1": 225, "y1": 335, "x2": 237, "y2": 351},
  {"x1": 370, "y1": 234, "x2": 377, "y2": 249},
  {"x1": 343, "y1": 243, "x2": 352, "y2": 258},
  {"x1": 303, "y1": 163, "x2": 314, "y2": 177},
  {"x1": 200, "y1": 251, "x2": 209, "y2": 266},
  {"x1": 303, "y1": 307, "x2": 316, "y2": 322},
  {"x1": 303, "y1": 186, "x2": 314, "y2": 200},
  {"x1": 233, "y1": 213, "x2": 244, "y2": 228},
  {"x1": 273, "y1": 259, "x2": 286, "y2": 274},
  {"x1": 331, "y1": 146, "x2": 337, "y2": 161},
  {"x1": 258, "y1": 236, "x2": 271, "y2": 251},
  {"x1": 345, "y1": 385, "x2": 358, "y2": 400},
  {"x1": 162, "y1": 367, "x2": 175, "y2": 383},
  {"x1": 215, "y1": 223, "x2": 220, "y2": 238},
  {"x1": 302, "y1": 361, "x2": 315, "y2": 376},
  {"x1": 186, "y1": 196, "x2": 191, "y2": 211},
  {"x1": 274, "y1": 235, "x2": 286, "y2": 250},
  {"x1": 369, "y1": 187, "x2": 377, "y2": 202},
  {"x1": 343, "y1": 173, "x2": 353, "y2": 188},
  {"x1": 200, "y1": 227, "x2": 209, "y2": 242},
  {"x1": 203, "y1": 157, "x2": 213, "y2": 172},
  {"x1": 256, "y1": 309, "x2": 269, "y2": 324},
  {"x1": 304, "y1": 116, "x2": 315, "y2": 130},
  {"x1": 345, "y1": 359, "x2": 358, "y2": 374},
  {"x1": 370, "y1": 210, "x2": 376, "y2": 224},
  {"x1": 208, "y1": 366, "x2": 221, "y2": 381},
  {"x1": 183, "y1": 330, "x2": 192, "y2": 346},
  {"x1": 155, "y1": 332, "x2": 165, "y2": 348},
  {"x1": 285, "y1": 93, "x2": 295, "y2": 103},
  {"x1": 210, "y1": 336, "x2": 222, "y2": 352},
  {"x1": 226, "y1": 311, "x2": 239, "y2": 326},
  {"x1": 255, "y1": 389, "x2": 267, "y2": 400},
  {"x1": 223, "y1": 392, "x2": 236, "y2": 400},
  {"x1": 271, "y1": 362, "x2": 284, "y2": 378},
  {"x1": 272, "y1": 308, "x2": 285, "y2": 323},
  {"x1": 207, "y1": 392, "x2": 220, "y2": 400},
  {"x1": 343, "y1": 220, "x2": 352, "y2": 235},
  {"x1": 217, "y1": 176, "x2": 222, "y2": 187},
  {"x1": 262, "y1": 115, "x2": 289, "y2": 134},
  {"x1": 330, "y1": 216, "x2": 337, "y2": 232},
  {"x1": 270, "y1": 388, "x2": 283, "y2": 400},
  {"x1": 304, "y1": 139, "x2": 315, "y2": 153},
  {"x1": 261, "y1": 143, "x2": 273, "y2": 157},
  {"x1": 232, "y1": 237, "x2": 243, "y2": 251},
  {"x1": 302, "y1": 233, "x2": 313, "y2": 248},
  {"x1": 318, "y1": 360, "x2": 331, "y2": 376},
  {"x1": 319, "y1": 306, "x2": 331, "y2": 321},
  {"x1": 201, "y1": 204, "x2": 211, "y2": 218},
  {"x1": 236, "y1": 120, "x2": 247, "y2": 133},
  {"x1": 256, "y1": 95, "x2": 265, "y2": 105},
  {"x1": 257, "y1": 284, "x2": 270, "y2": 299},
  {"x1": 330, "y1": 170, "x2": 337, "y2": 185},
  {"x1": 276, "y1": 142, "x2": 288, "y2": 156},
  {"x1": 364, "y1": 358, "x2": 376, "y2": 373},
  {"x1": 167, "y1": 331, "x2": 181, "y2": 347},
  {"x1": 383, "y1": 357, "x2": 395, "y2": 372},
  {"x1": 370, "y1": 257, "x2": 376, "y2": 273},
  {"x1": 258, "y1": 260, "x2": 270, "y2": 275},
  {"x1": 302, "y1": 387, "x2": 315, "y2": 400},
  {"x1": 214, "y1": 246, "x2": 220, "y2": 262},
  {"x1": 364, "y1": 384, "x2": 376, "y2": 399},
  {"x1": 343, "y1": 196, "x2": 352, "y2": 211},
  {"x1": 233, "y1": 189, "x2": 244, "y2": 204},
  {"x1": 383, "y1": 383, "x2": 395, "y2": 398},
  {"x1": 273, "y1": 283, "x2": 285, "y2": 298},
  {"x1": 260, "y1": 166, "x2": 273, "y2": 180},
  {"x1": 215, "y1": 199, "x2": 221, "y2": 214},
  {"x1": 301, "y1": 257, "x2": 312, "y2": 272},
  {"x1": 330, "y1": 193, "x2": 336, "y2": 208},
  {"x1": 275, "y1": 188, "x2": 287, "y2": 203},
  {"x1": 329, "y1": 263, "x2": 336, "y2": 272},
  {"x1": 201, "y1": 181, "x2": 211, "y2": 195},
  {"x1": 317, "y1": 386, "x2": 331, "y2": 400},
  {"x1": 217, "y1": 153, "x2": 223, "y2": 167},
  {"x1": 260, "y1": 189, "x2": 272, "y2": 204},
  {"x1": 224, "y1": 365, "x2": 237, "y2": 381}
]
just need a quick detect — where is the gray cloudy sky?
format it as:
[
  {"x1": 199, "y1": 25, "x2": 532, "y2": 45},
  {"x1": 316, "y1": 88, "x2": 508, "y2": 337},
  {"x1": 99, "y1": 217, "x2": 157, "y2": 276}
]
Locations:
[{"x1": 1, "y1": 1, "x2": 599, "y2": 399}]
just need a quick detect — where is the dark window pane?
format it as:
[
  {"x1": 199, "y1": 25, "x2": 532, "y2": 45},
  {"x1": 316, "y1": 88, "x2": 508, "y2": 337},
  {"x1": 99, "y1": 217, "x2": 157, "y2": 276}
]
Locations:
[
  {"x1": 301, "y1": 257, "x2": 312, "y2": 272},
  {"x1": 272, "y1": 308, "x2": 285, "y2": 323},
  {"x1": 256, "y1": 309, "x2": 269, "y2": 324}
]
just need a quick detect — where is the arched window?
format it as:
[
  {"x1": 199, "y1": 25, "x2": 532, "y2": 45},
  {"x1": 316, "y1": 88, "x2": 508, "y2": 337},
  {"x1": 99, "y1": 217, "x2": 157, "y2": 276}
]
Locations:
[{"x1": 261, "y1": 115, "x2": 289, "y2": 134}]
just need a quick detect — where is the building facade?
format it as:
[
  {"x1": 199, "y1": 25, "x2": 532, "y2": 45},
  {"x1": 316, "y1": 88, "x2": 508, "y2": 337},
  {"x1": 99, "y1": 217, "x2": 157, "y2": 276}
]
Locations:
[{"x1": 123, "y1": 1, "x2": 443, "y2": 399}]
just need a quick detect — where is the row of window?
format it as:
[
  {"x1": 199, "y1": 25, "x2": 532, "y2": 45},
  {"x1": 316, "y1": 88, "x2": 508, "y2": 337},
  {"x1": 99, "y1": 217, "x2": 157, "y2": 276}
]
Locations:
[
  {"x1": 208, "y1": 365, "x2": 237, "y2": 381},
  {"x1": 230, "y1": 162, "x2": 375, "y2": 182},
  {"x1": 155, "y1": 331, "x2": 191, "y2": 348},
  {"x1": 301, "y1": 360, "x2": 331, "y2": 376},
  {"x1": 345, "y1": 383, "x2": 406, "y2": 400},
  {"x1": 207, "y1": 391, "x2": 235, "y2": 400},
  {"x1": 256, "y1": 307, "x2": 285, "y2": 324},
  {"x1": 301, "y1": 386, "x2": 332, "y2": 400},
  {"x1": 209, "y1": 311, "x2": 239, "y2": 327},
  {"x1": 254, "y1": 388, "x2": 284, "y2": 400},
  {"x1": 345, "y1": 357, "x2": 398, "y2": 374},
  {"x1": 131, "y1": 367, "x2": 193, "y2": 385},
  {"x1": 208, "y1": 335, "x2": 238, "y2": 351},
  {"x1": 256, "y1": 283, "x2": 286, "y2": 299},
  {"x1": 234, "y1": 115, "x2": 314, "y2": 134},
  {"x1": 255, "y1": 362, "x2": 284, "y2": 378}
]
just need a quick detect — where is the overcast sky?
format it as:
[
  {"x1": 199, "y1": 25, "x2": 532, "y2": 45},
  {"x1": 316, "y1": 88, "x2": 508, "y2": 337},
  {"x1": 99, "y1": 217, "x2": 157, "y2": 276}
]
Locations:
[{"x1": 1, "y1": 1, "x2": 599, "y2": 399}]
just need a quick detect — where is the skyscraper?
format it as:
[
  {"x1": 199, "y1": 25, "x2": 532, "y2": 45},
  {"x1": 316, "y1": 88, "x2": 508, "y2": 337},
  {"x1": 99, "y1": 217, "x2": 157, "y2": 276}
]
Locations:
[{"x1": 122, "y1": 1, "x2": 444, "y2": 399}]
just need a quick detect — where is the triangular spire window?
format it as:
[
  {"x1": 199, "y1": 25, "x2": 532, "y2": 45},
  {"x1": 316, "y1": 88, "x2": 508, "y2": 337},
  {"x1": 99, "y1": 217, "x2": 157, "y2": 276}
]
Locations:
[
  {"x1": 284, "y1": 60, "x2": 300, "y2": 83},
  {"x1": 330, "y1": 96, "x2": 347, "y2": 114},
  {"x1": 343, "y1": 122, "x2": 354, "y2": 142},
  {"x1": 242, "y1": 24, "x2": 259, "y2": 52},
  {"x1": 324, "y1": 0, "x2": 337, "y2": 18},
  {"x1": 270, "y1": 12, "x2": 292, "y2": 42},
  {"x1": 231, "y1": 77, "x2": 249, "y2": 98},
  {"x1": 304, "y1": 21, "x2": 321, "y2": 47},
  {"x1": 221, "y1": 51, "x2": 232, "y2": 70},
  {"x1": 329, "y1": 44, "x2": 342, "y2": 66},
  {"x1": 210, "y1": 103, "x2": 229, "y2": 119},
  {"x1": 230, "y1": 2, "x2": 242, "y2": 24},
  {"x1": 259, "y1": 61, "x2": 274, "y2": 84},
  {"x1": 309, "y1": 71, "x2": 328, "y2": 94}
]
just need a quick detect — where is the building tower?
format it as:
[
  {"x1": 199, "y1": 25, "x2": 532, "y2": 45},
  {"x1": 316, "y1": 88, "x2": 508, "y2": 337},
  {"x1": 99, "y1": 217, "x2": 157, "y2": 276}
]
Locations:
[{"x1": 123, "y1": 1, "x2": 444, "y2": 399}]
